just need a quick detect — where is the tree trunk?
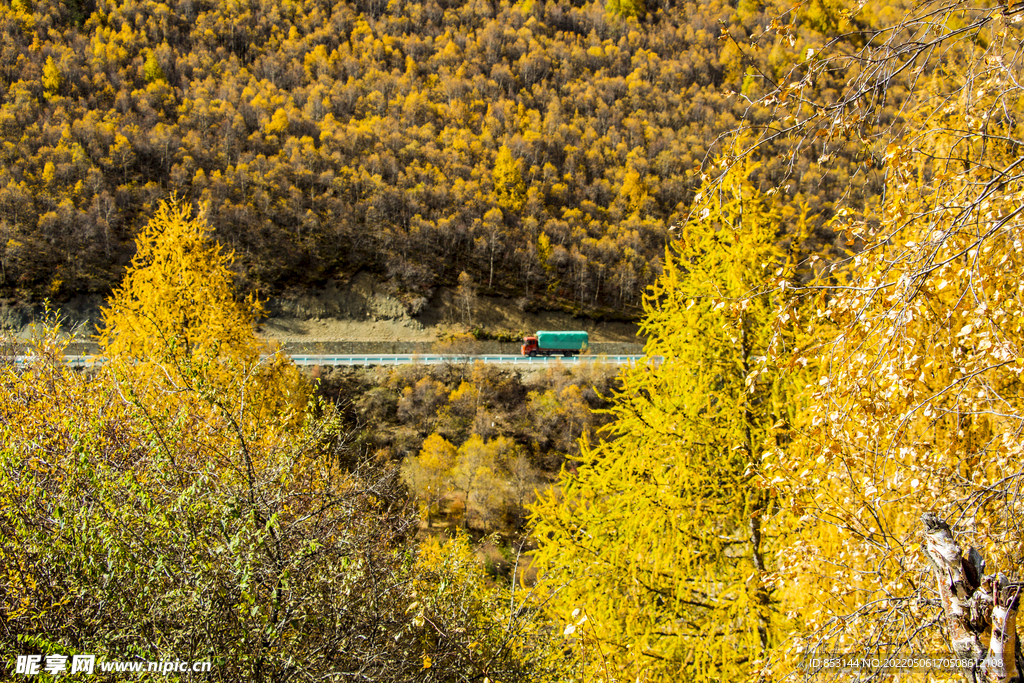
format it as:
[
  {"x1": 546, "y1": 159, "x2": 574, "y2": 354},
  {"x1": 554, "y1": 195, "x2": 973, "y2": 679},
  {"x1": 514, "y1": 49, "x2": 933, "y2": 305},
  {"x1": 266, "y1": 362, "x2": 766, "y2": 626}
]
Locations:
[{"x1": 923, "y1": 513, "x2": 1024, "y2": 683}]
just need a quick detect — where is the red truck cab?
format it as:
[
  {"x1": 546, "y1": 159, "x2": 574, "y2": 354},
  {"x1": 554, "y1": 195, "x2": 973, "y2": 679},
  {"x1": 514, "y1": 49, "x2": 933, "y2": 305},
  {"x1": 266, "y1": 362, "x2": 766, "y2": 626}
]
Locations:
[{"x1": 521, "y1": 336, "x2": 540, "y2": 356}]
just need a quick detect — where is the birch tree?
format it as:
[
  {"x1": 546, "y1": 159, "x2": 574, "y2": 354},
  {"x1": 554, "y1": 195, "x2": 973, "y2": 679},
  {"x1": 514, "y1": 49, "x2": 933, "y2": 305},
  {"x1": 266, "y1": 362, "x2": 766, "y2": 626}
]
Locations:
[
  {"x1": 738, "y1": 1, "x2": 1024, "y2": 679},
  {"x1": 922, "y1": 513, "x2": 1023, "y2": 683}
]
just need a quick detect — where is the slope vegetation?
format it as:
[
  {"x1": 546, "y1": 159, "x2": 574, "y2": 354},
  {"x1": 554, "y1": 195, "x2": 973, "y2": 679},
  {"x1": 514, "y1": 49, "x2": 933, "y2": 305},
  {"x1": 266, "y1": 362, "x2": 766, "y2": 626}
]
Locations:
[{"x1": 0, "y1": 0, "x2": 874, "y2": 312}]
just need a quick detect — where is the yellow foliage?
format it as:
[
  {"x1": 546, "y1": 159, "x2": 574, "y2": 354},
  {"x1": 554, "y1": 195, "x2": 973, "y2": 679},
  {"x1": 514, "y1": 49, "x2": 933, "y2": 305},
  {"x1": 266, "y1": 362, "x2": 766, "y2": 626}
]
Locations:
[
  {"x1": 765, "y1": 42, "x2": 1024, "y2": 678},
  {"x1": 537, "y1": 231, "x2": 553, "y2": 273},
  {"x1": 447, "y1": 380, "x2": 480, "y2": 416},
  {"x1": 493, "y1": 145, "x2": 525, "y2": 213},
  {"x1": 531, "y1": 163, "x2": 815, "y2": 682},
  {"x1": 619, "y1": 167, "x2": 648, "y2": 216},
  {"x1": 143, "y1": 50, "x2": 165, "y2": 83},
  {"x1": 41, "y1": 56, "x2": 61, "y2": 97},
  {"x1": 266, "y1": 108, "x2": 290, "y2": 135},
  {"x1": 412, "y1": 531, "x2": 565, "y2": 680},
  {"x1": 0, "y1": 327, "x2": 548, "y2": 680},
  {"x1": 97, "y1": 199, "x2": 308, "y2": 436},
  {"x1": 418, "y1": 433, "x2": 457, "y2": 476},
  {"x1": 451, "y1": 434, "x2": 503, "y2": 527},
  {"x1": 404, "y1": 433, "x2": 457, "y2": 525}
]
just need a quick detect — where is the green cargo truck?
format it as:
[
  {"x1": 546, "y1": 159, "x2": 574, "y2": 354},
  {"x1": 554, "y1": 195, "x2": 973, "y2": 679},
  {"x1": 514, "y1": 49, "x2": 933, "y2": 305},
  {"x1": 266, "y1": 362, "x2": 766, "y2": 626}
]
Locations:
[{"x1": 520, "y1": 331, "x2": 589, "y2": 357}]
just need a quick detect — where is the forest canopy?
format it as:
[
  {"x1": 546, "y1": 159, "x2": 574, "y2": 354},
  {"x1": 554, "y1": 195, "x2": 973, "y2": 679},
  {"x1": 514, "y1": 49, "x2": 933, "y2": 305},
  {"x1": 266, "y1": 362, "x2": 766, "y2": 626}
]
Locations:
[{"x1": 0, "y1": 0, "x2": 881, "y2": 314}]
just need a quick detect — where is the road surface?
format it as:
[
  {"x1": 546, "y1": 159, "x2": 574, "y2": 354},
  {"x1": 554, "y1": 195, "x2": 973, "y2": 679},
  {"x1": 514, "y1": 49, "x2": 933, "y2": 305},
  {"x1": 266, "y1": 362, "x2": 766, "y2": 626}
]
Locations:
[{"x1": 28, "y1": 354, "x2": 649, "y2": 368}]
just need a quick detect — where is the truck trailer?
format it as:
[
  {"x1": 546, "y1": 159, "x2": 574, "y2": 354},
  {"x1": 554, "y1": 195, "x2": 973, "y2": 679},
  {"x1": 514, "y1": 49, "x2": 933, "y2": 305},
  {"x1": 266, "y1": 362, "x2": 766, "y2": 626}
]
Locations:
[{"x1": 521, "y1": 331, "x2": 589, "y2": 357}]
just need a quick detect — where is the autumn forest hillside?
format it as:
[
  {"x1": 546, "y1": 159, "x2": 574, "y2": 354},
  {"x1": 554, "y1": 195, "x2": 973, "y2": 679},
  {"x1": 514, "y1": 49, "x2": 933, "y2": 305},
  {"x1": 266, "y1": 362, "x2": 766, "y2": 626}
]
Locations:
[
  {"x1": 0, "y1": 0, "x2": 877, "y2": 316},
  {"x1": 8, "y1": 0, "x2": 1024, "y2": 677}
]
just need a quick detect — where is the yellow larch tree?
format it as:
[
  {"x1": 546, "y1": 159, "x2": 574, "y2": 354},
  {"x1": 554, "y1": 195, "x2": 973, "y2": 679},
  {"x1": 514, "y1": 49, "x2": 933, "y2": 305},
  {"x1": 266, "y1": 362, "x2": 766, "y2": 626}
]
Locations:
[
  {"x1": 41, "y1": 55, "x2": 61, "y2": 98},
  {"x1": 97, "y1": 198, "x2": 308, "y2": 435},
  {"x1": 531, "y1": 163, "x2": 816, "y2": 682},
  {"x1": 492, "y1": 144, "x2": 525, "y2": 214},
  {"x1": 451, "y1": 434, "x2": 514, "y2": 529}
]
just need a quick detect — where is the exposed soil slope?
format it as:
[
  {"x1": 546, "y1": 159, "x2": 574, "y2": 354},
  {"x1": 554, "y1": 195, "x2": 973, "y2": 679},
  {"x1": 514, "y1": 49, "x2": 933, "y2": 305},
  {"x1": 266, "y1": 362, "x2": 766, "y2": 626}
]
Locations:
[{"x1": 3, "y1": 272, "x2": 643, "y2": 345}]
